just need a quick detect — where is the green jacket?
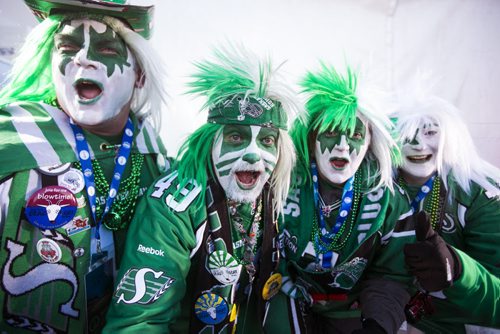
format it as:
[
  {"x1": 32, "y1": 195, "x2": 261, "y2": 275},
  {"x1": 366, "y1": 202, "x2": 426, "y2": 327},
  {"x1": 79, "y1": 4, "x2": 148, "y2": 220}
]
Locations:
[
  {"x1": 402, "y1": 176, "x2": 500, "y2": 333},
  {"x1": 104, "y1": 172, "x2": 280, "y2": 334},
  {"x1": 270, "y1": 162, "x2": 416, "y2": 333},
  {"x1": 0, "y1": 102, "x2": 165, "y2": 333}
]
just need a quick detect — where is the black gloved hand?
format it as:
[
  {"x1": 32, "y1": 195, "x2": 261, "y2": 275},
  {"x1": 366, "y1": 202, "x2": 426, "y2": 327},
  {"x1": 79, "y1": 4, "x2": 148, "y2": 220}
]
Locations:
[
  {"x1": 404, "y1": 211, "x2": 462, "y2": 291},
  {"x1": 351, "y1": 318, "x2": 386, "y2": 334}
]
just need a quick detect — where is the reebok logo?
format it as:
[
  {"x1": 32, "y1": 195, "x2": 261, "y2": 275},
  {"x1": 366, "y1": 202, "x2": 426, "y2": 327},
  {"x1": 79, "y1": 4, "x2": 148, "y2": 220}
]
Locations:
[{"x1": 137, "y1": 244, "x2": 165, "y2": 257}]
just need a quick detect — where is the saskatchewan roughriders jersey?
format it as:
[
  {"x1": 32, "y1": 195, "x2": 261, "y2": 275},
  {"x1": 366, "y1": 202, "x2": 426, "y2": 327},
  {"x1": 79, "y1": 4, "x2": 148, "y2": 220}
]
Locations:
[
  {"x1": 104, "y1": 171, "x2": 281, "y2": 334},
  {"x1": 267, "y1": 161, "x2": 415, "y2": 331},
  {"x1": 402, "y1": 176, "x2": 500, "y2": 333},
  {"x1": 0, "y1": 102, "x2": 167, "y2": 333}
]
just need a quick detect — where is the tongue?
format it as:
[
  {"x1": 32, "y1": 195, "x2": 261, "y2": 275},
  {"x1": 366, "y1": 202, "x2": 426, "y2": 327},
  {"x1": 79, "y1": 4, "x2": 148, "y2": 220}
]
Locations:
[
  {"x1": 236, "y1": 172, "x2": 257, "y2": 185},
  {"x1": 331, "y1": 159, "x2": 348, "y2": 168},
  {"x1": 78, "y1": 84, "x2": 101, "y2": 99}
]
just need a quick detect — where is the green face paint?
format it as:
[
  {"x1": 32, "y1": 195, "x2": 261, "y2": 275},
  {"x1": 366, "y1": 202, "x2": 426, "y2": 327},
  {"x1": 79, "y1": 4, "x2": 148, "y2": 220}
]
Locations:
[
  {"x1": 54, "y1": 20, "x2": 131, "y2": 77},
  {"x1": 316, "y1": 117, "x2": 367, "y2": 155},
  {"x1": 51, "y1": 19, "x2": 137, "y2": 128},
  {"x1": 212, "y1": 125, "x2": 279, "y2": 203}
]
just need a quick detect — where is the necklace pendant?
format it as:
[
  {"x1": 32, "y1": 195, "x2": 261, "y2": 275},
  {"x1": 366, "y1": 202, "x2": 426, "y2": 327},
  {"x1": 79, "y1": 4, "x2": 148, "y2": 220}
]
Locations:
[{"x1": 322, "y1": 206, "x2": 332, "y2": 218}]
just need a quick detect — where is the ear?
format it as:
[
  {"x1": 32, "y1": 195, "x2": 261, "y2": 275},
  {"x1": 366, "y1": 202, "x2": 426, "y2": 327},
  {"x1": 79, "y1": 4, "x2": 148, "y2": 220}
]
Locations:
[{"x1": 135, "y1": 68, "x2": 145, "y2": 88}]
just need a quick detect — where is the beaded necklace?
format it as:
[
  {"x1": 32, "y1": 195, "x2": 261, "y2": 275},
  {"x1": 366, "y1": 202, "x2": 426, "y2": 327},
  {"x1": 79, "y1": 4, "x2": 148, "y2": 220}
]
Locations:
[
  {"x1": 74, "y1": 153, "x2": 144, "y2": 230},
  {"x1": 398, "y1": 174, "x2": 441, "y2": 230},
  {"x1": 318, "y1": 194, "x2": 342, "y2": 218},
  {"x1": 229, "y1": 198, "x2": 263, "y2": 281},
  {"x1": 310, "y1": 163, "x2": 361, "y2": 268}
]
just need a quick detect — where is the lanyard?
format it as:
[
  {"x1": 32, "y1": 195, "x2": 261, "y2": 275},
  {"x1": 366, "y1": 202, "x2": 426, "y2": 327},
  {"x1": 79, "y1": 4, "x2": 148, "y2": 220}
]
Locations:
[
  {"x1": 70, "y1": 118, "x2": 134, "y2": 252},
  {"x1": 409, "y1": 174, "x2": 436, "y2": 212},
  {"x1": 311, "y1": 162, "x2": 354, "y2": 269}
]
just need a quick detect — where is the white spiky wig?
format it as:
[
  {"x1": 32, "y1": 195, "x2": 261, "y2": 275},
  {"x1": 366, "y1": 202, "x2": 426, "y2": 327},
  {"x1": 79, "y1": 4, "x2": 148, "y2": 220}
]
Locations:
[
  {"x1": 293, "y1": 64, "x2": 400, "y2": 192},
  {"x1": 393, "y1": 76, "x2": 500, "y2": 196},
  {"x1": 177, "y1": 44, "x2": 301, "y2": 215},
  {"x1": 0, "y1": 13, "x2": 166, "y2": 131}
]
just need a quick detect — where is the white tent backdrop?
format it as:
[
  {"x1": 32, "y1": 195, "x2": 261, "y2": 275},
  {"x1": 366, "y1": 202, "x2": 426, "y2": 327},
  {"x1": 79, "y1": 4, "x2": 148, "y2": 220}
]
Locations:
[{"x1": 1, "y1": 0, "x2": 499, "y2": 166}]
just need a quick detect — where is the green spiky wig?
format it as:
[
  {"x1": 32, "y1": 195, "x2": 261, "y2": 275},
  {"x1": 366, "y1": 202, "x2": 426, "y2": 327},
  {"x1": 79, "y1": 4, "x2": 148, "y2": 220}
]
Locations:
[
  {"x1": 292, "y1": 63, "x2": 400, "y2": 191},
  {"x1": 175, "y1": 46, "x2": 298, "y2": 210}
]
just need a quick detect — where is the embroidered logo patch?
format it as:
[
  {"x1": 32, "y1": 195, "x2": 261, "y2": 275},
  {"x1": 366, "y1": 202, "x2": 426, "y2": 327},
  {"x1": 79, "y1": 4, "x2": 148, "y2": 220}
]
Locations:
[
  {"x1": 328, "y1": 257, "x2": 368, "y2": 290},
  {"x1": 115, "y1": 268, "x2": 174, "y2": 305}
]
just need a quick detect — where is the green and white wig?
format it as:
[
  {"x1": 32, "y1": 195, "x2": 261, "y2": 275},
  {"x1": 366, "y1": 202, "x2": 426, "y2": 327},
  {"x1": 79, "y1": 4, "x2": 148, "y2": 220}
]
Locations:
[
  {"x1": 0, "y1": 13, "x2": 166, "y2": 131},
  {"x1": 176, "y1": 45, "x2": 300, "y2": 214},
  {"x1": 394, "y1": 83, "x2": 500, "y2": 196},
  {"x1": 292, "y1": 63, "x2": 400, "y2": 192}
]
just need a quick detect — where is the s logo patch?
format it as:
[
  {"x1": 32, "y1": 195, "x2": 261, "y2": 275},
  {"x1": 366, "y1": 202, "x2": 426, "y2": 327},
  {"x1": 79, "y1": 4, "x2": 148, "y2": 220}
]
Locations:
[{"x1": 115, "y1": 268, "x2": 174, "y2": 305}]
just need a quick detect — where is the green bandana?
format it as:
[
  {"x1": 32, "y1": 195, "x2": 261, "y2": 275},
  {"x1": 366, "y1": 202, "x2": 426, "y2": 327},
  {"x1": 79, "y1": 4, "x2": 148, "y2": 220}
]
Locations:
[{"x1": 208, "y1": 95, "x2": 287, "y2": 130}]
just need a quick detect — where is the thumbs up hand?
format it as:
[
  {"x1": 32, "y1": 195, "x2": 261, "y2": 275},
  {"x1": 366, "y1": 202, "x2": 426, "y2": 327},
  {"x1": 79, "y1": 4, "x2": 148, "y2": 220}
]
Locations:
[{"x1": 403, "y1": 211, "x2": 462, "y2": 292}]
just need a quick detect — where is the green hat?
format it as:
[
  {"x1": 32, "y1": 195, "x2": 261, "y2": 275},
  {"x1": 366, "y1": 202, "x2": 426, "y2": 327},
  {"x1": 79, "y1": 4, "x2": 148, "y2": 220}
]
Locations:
[
  {"x1": 24, "y1": 0, "x2": 154, "y2": 39},
  {"x1": 208, "y1": 95, "x2": 287, "y2": 130}
]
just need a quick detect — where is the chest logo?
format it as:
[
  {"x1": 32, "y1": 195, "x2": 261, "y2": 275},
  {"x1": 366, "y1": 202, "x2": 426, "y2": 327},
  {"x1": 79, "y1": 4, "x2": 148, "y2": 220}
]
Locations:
[{"x1": 115, "y1": 267, "x2": 174, "y2": 305}]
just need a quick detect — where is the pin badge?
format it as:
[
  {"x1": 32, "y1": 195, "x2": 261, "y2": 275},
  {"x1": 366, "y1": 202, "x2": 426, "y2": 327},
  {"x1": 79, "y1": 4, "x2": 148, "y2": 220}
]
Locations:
[
  {"x1": 58, "y1": 168, "x2": 85, "y2": 194},
  {"x1": 65, "y1": 216, "x2": 91, "y2": 236},
  {"x1": 25, "y1": 185, "x2": 77, "y2": 230},
  {"x1": 262, "y1": 273, "x2": 282, "y2": 300},
  {"x1": 194, "y1": 293, "x2": 229, "y2": 325},
  {"x1": 37, "y1": 162, "x2": 72, "y2": 176},
  {"x1": 208, "y1": 250, "x2": 242, "y2": 285},
  {"x1": 37, "y1": 238, "x2": 62, "y2": 263}
]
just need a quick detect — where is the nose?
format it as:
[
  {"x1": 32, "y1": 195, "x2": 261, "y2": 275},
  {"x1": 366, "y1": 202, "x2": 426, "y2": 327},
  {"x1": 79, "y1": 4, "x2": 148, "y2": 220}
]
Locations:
[
  {"x1": 334, "y1": 135, "x2": 349, "y2": 152},
  {"x1": 73, "y1": 48, "x2": 99, "y2": 69},
  {"x1": 242, "y1": 153, "x2": 261, "y2": 164},
  {"x1": 409, "y1": 134, "x2": 425, "y2": 150}
]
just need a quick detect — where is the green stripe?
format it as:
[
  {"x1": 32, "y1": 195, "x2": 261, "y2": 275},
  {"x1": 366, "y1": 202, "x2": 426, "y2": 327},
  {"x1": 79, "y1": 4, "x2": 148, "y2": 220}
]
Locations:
[
  {"x1": 0, "y1": 112, "x2": 38, "y2": 175},
  {"x1": 21, "y1": 103, "x2": 71, "y2": 163},
  {"x1": 215, "y1": 157, "x2": 239, "y2": 170},
  {"x1": 140, "y1": 123, "x2": 155, "y2": 153}
]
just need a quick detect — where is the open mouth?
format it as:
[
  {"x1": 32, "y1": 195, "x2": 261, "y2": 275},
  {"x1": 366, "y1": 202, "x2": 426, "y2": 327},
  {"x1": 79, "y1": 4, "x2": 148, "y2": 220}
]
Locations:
[
  {"x1": 330, "y1": 158, "x2": 349, "y2": 170},
  {"x1": 235, "y1": 171, "x2": 261, "y2": 189},
  {"x1": 74, "y1": 78, "x2": 103, "y2": 105},
  {"x1": 407, "y1": 154, "x2": 432, "y2": 164}
]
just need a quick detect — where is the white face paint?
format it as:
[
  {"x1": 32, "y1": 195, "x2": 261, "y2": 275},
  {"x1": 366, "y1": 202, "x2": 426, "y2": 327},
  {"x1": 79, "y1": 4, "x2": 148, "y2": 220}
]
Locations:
[
  {"x1": 211, "y1": 125, "x2": 279, "y2": 203},
  {"x1": 52, "y1": 19, "x2": 136, "y2": 126},
  {"x1": 315, "y1": 117, "x2": 371, "y2": 185},
  {"x1": 401, "y1": 123, "x2": 440, "y2": 183}
]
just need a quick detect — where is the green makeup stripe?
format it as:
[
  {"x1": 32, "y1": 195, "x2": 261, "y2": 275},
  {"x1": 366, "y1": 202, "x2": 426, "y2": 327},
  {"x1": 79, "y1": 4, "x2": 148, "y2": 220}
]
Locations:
[
  {"x1": 215, "y1": 156, "x2": 240, "y2": 169},
  {"x1": 263, "y1": 158, "x2": 277, "y2": 168},
  {"x1": 218, "y1": 169, "x2": 232, "y2": 177},
  {"x1": 56, "y1": 24, "x2": 84, "y2": 75},
  {"x1": 88, "y1": 24, "x2": 131, "y2": 77}
]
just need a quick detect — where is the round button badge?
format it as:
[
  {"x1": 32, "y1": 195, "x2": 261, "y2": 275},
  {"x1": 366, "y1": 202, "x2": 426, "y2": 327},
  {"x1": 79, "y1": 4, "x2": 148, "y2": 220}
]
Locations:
[
  {"x1": 36, "y1": 238, "x2": 62, "y2": 263},
  {"x1": 208, "y1": 250, "x2": 242, "y2": 285},
  {"x1": 194, "y1": 293, "x2": 229, "y2": 325},
  {"x1": 25, "y1": 186, "x2": 77, "y2": 230},
  {"x1": 262, "y1": 273, "x2": 282, "y2": 300}
]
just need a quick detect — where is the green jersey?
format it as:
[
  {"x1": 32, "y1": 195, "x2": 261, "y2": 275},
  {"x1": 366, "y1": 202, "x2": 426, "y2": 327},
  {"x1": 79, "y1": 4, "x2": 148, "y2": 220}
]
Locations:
[
  {"x1": 266, "y1": 162, "x2": 416, "y2": 333},
  {"x1": 402, "y1": 176, "x2": 500, "y2": 333},
  {"x1": 104, "y1": 172, "x2": 280, "y2": 333},
  {"x1": 0, "y1": 102, "x2": 166, "y2": 333}
]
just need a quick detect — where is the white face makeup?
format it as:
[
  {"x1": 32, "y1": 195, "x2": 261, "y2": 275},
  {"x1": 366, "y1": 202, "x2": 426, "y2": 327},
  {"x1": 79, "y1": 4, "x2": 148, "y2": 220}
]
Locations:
[
  {"x1": 212, "y1": 125, "x2": 279, "y2": 203},
  {"x1": 314, "y1": 117, "x2": 371, "y2": 185},
  {"x1": 401, "y1": 122, "x2": 440, "y2": 183},
  {"x1": 52, "y1": 19, "x2": 136, "y2": 127}
]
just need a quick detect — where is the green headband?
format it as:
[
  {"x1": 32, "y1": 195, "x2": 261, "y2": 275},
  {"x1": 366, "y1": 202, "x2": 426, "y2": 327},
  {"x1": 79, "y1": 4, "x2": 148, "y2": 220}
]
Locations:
[{"x1": 208, "y1": 95, "x2": 288, "y2": 130}]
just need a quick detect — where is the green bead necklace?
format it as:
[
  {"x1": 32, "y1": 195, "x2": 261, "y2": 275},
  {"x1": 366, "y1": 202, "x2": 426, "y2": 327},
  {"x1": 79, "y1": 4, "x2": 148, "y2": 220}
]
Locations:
[
  {"x1": 75, "y1": 153, "x2": 144, "y2": 230},
  {"x1": 398, "y1": 175, "x2": 442, "y2": 230},
  {"x1": 311, "y1": 171, "x2": 362, "y2": 253}
]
